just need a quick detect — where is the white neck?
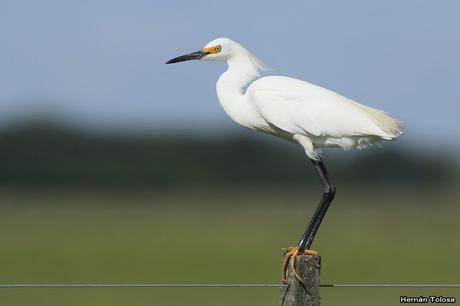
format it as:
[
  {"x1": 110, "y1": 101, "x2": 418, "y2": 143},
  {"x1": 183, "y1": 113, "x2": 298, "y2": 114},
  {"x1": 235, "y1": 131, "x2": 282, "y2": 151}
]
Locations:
[
  {"x1": 216, "y1": 55, "x2": 262, "y2": 129},
  {"x1": 225, "y1": 55, "x2": 261, "y2": 90}
]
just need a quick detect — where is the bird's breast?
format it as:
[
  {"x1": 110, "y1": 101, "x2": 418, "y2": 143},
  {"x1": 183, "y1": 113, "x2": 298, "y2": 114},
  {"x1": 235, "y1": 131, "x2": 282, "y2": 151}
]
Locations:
[
  {"x1": 216, "y1": 93, "x2": 265, "y2": 130},
  {"x1": 216, "y1": 76, "x2": 270, "y2": 131}
]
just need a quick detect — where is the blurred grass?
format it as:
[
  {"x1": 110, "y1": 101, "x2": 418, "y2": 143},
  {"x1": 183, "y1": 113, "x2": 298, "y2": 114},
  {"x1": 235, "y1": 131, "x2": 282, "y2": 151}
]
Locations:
[{"x1": 0, "y1": 186, "x2": 459, "y2": 305}]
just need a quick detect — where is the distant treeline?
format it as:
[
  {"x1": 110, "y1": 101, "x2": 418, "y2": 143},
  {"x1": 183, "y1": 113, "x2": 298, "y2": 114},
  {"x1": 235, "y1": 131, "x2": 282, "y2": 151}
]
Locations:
[{"x1": 0, "y1": 123, "x2": 457, "y2": 187}]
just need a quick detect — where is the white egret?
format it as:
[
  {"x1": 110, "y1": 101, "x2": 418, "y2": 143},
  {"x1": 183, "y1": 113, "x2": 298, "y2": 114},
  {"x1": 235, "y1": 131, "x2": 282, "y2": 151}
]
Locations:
[{"x1": 166, "y1": 38, "x2": 403, "y2": 281}]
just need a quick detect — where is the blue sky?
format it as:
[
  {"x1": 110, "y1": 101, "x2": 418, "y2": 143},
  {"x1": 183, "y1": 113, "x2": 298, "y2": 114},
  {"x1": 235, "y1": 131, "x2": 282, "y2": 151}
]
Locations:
[{"x1": 1, "y1": 0, "x2": 459, "y2": 146}]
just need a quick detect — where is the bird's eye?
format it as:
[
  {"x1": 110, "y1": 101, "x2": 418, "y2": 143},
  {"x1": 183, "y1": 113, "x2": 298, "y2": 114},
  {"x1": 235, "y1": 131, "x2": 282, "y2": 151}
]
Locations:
[{"x1": 215, "y1": 46, "x2": 221, "y2": 52}]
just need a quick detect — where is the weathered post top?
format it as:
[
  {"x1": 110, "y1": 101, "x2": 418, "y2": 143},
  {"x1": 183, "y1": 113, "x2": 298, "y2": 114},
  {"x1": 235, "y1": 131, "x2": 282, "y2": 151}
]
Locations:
[{"x1": 280, "y1": 253, "x2": 321, "y2": 306}]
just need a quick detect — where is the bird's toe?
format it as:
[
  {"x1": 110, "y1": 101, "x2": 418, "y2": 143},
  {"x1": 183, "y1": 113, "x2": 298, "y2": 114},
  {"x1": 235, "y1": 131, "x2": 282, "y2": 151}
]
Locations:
[{"x1": 281, "y1": 246, "x2": 319, "y2": 283}]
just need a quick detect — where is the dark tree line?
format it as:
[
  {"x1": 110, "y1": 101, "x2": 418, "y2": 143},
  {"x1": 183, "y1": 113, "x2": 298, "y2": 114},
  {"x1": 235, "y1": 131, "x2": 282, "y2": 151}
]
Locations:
[{"x1": 0, "y1": 123, "x2": 457, "y2": 187}]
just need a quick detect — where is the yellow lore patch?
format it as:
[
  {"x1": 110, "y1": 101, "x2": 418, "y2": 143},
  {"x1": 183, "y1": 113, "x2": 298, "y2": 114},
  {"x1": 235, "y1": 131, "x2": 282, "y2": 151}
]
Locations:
[{"x1": 203, "y1": 45, "x2": 222, "y2": 54}]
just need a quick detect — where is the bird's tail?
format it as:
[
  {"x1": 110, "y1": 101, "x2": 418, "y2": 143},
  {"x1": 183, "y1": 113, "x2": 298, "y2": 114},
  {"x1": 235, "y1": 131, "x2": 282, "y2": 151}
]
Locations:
[{"x1": 351, "y1": 101, "x2": 403, "y2": 139}]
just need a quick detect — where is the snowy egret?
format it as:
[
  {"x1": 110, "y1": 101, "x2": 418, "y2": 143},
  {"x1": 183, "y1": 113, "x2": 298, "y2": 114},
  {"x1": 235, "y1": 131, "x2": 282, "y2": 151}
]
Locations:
[{"x1": 166, "y1": 38, "x2": 403, "y2": 281}]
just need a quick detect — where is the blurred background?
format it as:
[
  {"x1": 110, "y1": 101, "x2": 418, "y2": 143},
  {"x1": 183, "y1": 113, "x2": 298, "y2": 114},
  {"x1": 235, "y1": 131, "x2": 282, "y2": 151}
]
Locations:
[{"x1": 0, "y1": 1, "x2": 459, "y2": 305}]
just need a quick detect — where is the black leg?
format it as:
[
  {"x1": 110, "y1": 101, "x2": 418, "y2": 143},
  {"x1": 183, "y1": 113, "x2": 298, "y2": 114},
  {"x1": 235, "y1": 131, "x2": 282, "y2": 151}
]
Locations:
[{"x1": 297, "y1": 157, "x2": 336, "y2": 251}]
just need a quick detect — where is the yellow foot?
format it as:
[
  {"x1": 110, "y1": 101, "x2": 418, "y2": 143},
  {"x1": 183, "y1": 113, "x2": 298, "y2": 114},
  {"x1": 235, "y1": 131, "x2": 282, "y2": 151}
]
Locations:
[{"x1": 281, "y1": 246, "x2": 318, "y2": 283}]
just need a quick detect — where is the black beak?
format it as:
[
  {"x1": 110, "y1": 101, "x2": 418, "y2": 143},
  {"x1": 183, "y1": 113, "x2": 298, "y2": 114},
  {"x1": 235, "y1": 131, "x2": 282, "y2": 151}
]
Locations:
[{"x1": 165, "y1": 50, "x2": 208, "y2": 64}]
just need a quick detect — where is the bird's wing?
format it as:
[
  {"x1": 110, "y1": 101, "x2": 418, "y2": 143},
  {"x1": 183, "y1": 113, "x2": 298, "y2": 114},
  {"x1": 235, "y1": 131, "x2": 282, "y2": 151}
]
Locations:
[
  {"x1": 250, "y1": 89, "x2": 323, "y2": 136},
  {"x1": 247, "y1": 76, "x2": 400, "y2": 138}
]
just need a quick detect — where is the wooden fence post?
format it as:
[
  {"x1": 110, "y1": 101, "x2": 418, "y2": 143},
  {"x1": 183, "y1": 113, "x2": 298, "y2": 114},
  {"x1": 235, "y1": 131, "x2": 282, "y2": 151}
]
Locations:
[{"x1": 280, "y1": 253, "x2": 321, "y2": 306}]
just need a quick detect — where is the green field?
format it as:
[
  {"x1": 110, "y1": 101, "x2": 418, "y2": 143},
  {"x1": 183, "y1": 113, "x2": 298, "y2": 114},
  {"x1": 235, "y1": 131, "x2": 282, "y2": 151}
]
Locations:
[{"x1": 0, "y1": 187, "x2": 458, "y2": 305}]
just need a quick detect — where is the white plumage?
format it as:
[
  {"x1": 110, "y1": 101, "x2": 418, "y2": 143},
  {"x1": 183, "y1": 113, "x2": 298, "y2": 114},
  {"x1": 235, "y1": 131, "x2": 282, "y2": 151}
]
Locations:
[
  {"x1": 206, "y1": 38, "x2": 403, "y2": 159},
  {"x1": 167, "y1": 37, "x2": 402, "y2": 159}
]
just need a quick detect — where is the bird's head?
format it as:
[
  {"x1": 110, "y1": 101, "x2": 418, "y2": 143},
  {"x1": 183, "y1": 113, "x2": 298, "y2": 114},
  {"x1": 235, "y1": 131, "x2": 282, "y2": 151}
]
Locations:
[
  {"x1": 165, "y1": 38, "x2": 235, "y2": 64},
  {"x1": 165, "y1": 38, "x2": 268, "y2": 72}
]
